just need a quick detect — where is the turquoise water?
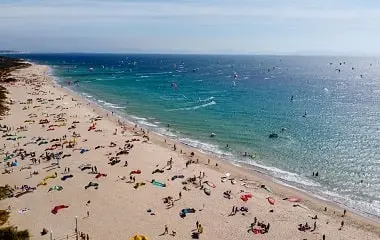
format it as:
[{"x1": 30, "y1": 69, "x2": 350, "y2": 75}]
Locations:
[{"x1": 18, "y1": 54, "x2": 380, "y2": 219}]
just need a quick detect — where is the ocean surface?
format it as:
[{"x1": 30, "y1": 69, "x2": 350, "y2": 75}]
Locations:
[{"x1": 15, "y1": 53, "x2": 380, "y2": 219}]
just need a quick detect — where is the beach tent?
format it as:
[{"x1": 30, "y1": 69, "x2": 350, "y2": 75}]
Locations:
[{"x1": 129, "y1": 234, "x2": 149, "y2": 240}]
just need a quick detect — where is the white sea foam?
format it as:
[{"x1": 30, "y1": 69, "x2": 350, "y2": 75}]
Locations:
[
  {"x1": 199, "y1": 96, "x2": 214, "y2": 102},
  {"x1": 166, "y1": 100, "x2": 216, "y2": 111},
  {"x1": 131, "y1": 116, "x2": 147, "y2": 121},
  {"x1": 237, "y1": 159, "x2": 321, "y2": 187},
  {"x1": 155, "y1": 128, "x2": 177, "y2": 137},
  {"x1": 138, "y1": 120, "x2": 158, "y2": 127},
  {"x1": 178, "y1": 138, "x2": 232, "y2": 156}
]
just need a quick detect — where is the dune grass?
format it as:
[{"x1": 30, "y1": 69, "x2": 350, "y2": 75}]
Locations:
[
  {"x1": 0, "y1": 226, "x2": 30, "y2": 240},
  {"x1": 0, "y1": 185, "x2": 12, "y2": 200}
]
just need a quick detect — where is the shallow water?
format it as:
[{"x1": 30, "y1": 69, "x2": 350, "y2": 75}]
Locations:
[{"x1": 17, "y1": 53, "x2": 380, "y2": 218}]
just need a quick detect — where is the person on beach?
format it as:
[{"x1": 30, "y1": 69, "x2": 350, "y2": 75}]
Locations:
[
  {"x1": 312, "y1": 221, "x2": 316, "y2": 232},
  {"x1": 164, "y1": 225, "x2": 169, "y2": 235},
  {"x1": 339, "y1": 221, "x2": 344, "y2": 230},
  {"x1": 198, "y1": 224, "x2": 203, "y2": 233},
  {"x1": 343, "y1": 209, "x2": 346, "y2": 217},
  {"x1": 179, "y1": 191, "x2": 182, "y2": 199}
]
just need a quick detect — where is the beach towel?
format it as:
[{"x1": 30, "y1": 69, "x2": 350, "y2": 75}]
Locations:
[
  {"x1": 44, "y1": 174, "x2": 57, "y2": 181},
  {"x1": 37, "y1": 180, "x2": 47, "y2": 187},
  {"x1": 51, "y1": 205, "x2": 69, "y2": 214},
  {"x1": 151, "y1": 180, "x2": 166, "y2": 188},
  {"x1": 80, "y1": 148, "x2": 89, "y2": 154},
  {"x1": 240, "y1": 193, "x2": 253, "y2": 202},
  {"x1": 283, "y1": 197, "x2": 301, "y2": 203},
  {"x1": 38, "y1": 141, "x2": 49, "y2": 146},
  {"x1": 95, "y1": 173, "x2": 107, "y2": 179},
  {"x1": 61, "y1": 174, "x2": 73, "y2": 181},
  {"x1": 180, "y1": 208, "x2": 196, "y2": 218},
  {"x1": 133, "y1": 182, "x2": 146, "y2": 189},
  {"x1": 130, "y1": 170, "x2": 141, "y2": 175},
  {"x1": 18, "y1": 208, "x2": 30, "y2": 214},
  {"x1": 171, "y1": 175, "x2": 184, "y2": 181},
  {"x1": 267, "y1": 197, "x2": 275, "y2": 205},
  {"x1": 85, "y1": 182, "x2": 99, "y2": 189}
]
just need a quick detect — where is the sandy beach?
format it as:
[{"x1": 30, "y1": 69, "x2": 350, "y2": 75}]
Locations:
[{"x1": 0, "y1": 63, "x2": 379, "y2": 240}]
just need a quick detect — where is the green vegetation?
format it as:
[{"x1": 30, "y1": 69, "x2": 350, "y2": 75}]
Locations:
[
  {"x1": 0, "y1": 226, "x2": 30, "y2": 240},
  {"x1": 0, "y1": 210, "x2": 9, "y2": 226},
  {"x1": 0, "y1": 56, "x2": 31, "y2": 116},
  {"x1": 0, "y1": 185, "x2": 13, "y2": 200},
  {"x1": 0, "y1": 210, "x2": 30, "y2": 240}
]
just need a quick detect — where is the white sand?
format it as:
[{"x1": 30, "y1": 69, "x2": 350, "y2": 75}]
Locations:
[{"x1": 0, "y1": 64, "x2": 379, "y2": 240}]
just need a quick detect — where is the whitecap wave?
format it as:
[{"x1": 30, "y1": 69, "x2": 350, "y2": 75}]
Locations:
[
  {"x1": 131, "y1": 116, "x2": 147, "y2": 121},
  {"x1": 199, "y1": 96, "x2": 214, "y2": 102},
  {"x1": 138, "y1": 120, "x2": 158, "y2": 127},
  {"x1": 166, "y1": 100, "x2": 216, "y2": 111}
]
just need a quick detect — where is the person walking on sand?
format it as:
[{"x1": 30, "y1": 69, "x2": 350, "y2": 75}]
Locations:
[
  {"x1": 164, "y1": 225, "x2": 169, "y2": 235},
  {"x1": 196, "y1": 221, "x2": 199, "y2": 230},
  {"x1": 312, "y1": 221, "x2": 316, "y2": 232},
  {"x1": 339, "y1": 221, "x2": 344, "y2": 230},
  {"x1": 179, "y1": 191, "x2": 182, "y2": 199},
  {"x1": 87, "y1": 210, "x2": 90, "y2": 218}
]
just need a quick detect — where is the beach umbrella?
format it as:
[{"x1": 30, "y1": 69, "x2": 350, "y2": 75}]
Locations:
[
  {"x1": 48, "y1": 185, "x2": 63, "y2": 192},
  {"x1": 129, "y1": 234, "x2": 149, "y2": 240}
]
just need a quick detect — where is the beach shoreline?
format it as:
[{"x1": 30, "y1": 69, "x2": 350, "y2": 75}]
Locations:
[
  {"x1": 0, "y1": 62, "x2": 379, "y2": 239},
  {"x1": 48, "y1": 63, "x2": 380, "y2": 224}
]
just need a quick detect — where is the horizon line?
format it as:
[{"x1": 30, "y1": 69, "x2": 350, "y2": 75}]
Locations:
[{"x1": 1, "y1": 51, "x2": 379, "y2": 58}]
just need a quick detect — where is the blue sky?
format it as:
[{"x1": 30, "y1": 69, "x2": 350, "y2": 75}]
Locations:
[{"x1": 1, "y1": 0, "x2": 380, "y2": 55}]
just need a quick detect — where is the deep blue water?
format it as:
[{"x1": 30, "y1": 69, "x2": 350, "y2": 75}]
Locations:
[{"x1": 14, "y1": 53, "x2": 380, "y2": 219}]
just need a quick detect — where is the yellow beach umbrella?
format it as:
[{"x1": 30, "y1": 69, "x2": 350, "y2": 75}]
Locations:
[{"x1": 129, "y1": 234, "x2": 149, "y2": 240}]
